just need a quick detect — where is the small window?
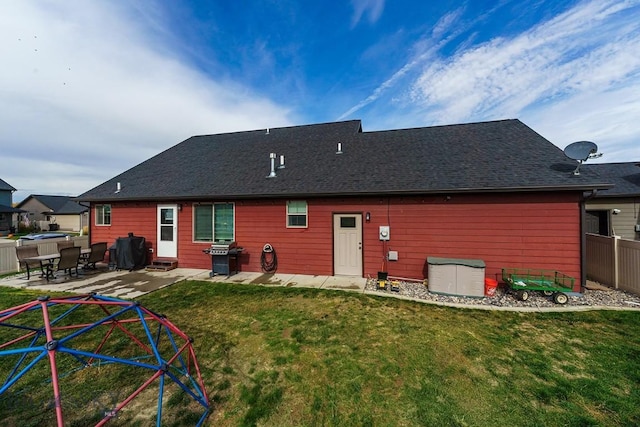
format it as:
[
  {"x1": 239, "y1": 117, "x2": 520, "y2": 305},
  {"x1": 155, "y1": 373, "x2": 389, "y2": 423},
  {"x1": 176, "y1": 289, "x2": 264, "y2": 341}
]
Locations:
[
  {"x1": 95, "y1": 204, "x2": 111, "y2": 226},
  {"x1": 340, "y1": 217, "x2": 356, "y2": 228},
  {"x1": 287, "y1": 201, "x2": 307, "y2": 228}
]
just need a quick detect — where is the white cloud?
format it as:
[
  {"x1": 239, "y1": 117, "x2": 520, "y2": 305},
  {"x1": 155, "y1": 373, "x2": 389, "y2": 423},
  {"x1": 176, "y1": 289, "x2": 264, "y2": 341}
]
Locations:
[
  {"x1": 0, "y1": 1, "x2": 292, "y2": 202},
  {"x1": 431, "y1": 8, "x2": 464, "y2": 39},
  {"x1": 526, "y1": 86, "x2": 640, "y2": 161},
  {"x1": 351, "y1": 0, "x2": 385, "y2": 27},
  {"x1": 407, "y1": 0, "x2": 640, "y2": 160}
]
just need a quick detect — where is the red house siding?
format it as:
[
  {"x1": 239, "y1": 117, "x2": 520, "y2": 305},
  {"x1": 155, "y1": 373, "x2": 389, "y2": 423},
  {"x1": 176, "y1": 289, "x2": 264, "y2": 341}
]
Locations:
[
  {"x1": 89, "y1": 192, "x2": 583, "y2": 291},
  {"x1": 90, "y1": 202, "x2": 157, "y2": 257}
]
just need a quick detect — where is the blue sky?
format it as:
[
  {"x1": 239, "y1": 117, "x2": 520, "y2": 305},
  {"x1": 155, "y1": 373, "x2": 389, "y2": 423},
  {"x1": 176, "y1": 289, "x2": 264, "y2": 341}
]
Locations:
[{"x1": 2, "y1": 0, "x2": 639, "y2": 202}]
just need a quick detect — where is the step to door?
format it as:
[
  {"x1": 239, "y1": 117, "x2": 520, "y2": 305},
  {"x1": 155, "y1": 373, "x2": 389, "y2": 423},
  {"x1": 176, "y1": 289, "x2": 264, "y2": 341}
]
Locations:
[{"x1": 145, "y1": 258, "x2": 178, "y2": 272}]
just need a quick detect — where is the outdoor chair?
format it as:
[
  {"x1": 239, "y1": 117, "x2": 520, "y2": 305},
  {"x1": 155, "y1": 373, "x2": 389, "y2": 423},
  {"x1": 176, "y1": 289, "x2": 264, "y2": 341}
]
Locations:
[
  {"x1": 83, "y1": 242, "x2": 108, "y2": 270},
  {"x1": 57, "y1": 240, "x2": 75, "y2": 252},
  {"x1": 46, "y1": 246, "x2": 81, "y2": 281},
  {"x1": 15, "y1": 245, "x2": 42, "y2": 279}
]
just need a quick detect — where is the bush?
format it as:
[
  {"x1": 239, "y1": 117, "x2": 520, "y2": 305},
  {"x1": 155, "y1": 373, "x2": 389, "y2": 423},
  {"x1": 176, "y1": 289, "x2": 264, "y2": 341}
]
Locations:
[{"x1": 18, "y1": 222, "x2": 38, "y2": 233}]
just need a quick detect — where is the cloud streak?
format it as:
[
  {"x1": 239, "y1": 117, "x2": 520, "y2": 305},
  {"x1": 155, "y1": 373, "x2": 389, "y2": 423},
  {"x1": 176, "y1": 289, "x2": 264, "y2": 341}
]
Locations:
[
  {"x1": 410, "y1": 0, "x2": 640, "y2": 121},
  {"x1": 341, "y1": 0, "x2": 640, "y2": 159},
  {"x1": 408, "y1": 0, "x2": 640, "y2": 157},
  {"x1": 350, "y1": 0, "x2": 385, "y2": 27},
  {"x1": 338, "y1": 7, "x2": 467, "y2": 120}
]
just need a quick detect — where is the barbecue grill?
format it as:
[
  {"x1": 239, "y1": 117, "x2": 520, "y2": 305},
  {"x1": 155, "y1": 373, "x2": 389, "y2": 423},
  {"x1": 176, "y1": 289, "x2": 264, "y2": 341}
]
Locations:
[{"x1": 203, "y1": 242, "x2": 242, "y2": 276}]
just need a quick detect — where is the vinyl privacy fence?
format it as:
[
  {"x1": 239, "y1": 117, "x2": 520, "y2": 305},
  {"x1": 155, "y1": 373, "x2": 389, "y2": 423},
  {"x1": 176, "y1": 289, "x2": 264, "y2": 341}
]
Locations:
[
  {"x1": 586, "y1": 233, "x2": 640, "y2": 296},
  {"x1": 0, "y1": 237, "x2": 89, "y2": 275}
]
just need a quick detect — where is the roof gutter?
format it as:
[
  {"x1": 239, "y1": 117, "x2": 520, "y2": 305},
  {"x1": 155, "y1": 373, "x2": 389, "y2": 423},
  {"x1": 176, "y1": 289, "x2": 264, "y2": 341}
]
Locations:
[
  {"x1": 76, "y1": 183, "x2": 614, "y2": 203},
  {"x1": 583, "y1": 188, "x2": 599, "y2": 200}
]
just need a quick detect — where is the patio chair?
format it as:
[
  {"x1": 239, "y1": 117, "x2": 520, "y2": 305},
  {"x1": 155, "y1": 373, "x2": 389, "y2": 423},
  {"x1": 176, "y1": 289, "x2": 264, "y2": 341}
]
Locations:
[
  {"x1": 57, "y1": 240, "x2": 75, "y2": 252},
  {"x1": 83, "y1": 242, "x2": 108, "y2": 270},
  {"x1": 15, "y1": 245, "x2": 42, "y2": 279},
  {"x1": 46, "y1": 246, "x2": 81, "y2": 281}
]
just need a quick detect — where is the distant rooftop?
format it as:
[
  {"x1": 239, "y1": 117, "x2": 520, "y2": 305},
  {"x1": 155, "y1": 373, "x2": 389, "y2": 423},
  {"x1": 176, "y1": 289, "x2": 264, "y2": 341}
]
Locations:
[{"x1": 582, "y1": 162, "x2": 640, "y2": 197}]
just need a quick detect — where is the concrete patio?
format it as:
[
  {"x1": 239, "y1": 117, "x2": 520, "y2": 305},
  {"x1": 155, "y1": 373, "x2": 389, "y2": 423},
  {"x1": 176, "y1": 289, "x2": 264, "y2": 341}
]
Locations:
[
  {"x1": 220, "y1": 271, "x2": 367, "y2": 291},
  {"x1": 0, "y1": 265, "x2": 367, "y2": 299}
]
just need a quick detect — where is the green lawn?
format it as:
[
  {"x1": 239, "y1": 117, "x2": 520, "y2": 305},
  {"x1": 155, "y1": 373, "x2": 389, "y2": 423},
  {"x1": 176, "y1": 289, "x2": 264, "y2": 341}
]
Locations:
[{"x1": 1, "y1": 282, "x2": 639, "y2": 426}]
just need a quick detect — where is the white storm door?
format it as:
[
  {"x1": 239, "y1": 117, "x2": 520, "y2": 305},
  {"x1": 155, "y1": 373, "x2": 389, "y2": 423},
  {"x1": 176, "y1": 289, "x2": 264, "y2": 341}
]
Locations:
[
  {"x1": 333, "y1": 214, "x2": 363, "y2": 276},
  {"x1": 157, "y1": 205, "x2": 178, "y2": 258}
]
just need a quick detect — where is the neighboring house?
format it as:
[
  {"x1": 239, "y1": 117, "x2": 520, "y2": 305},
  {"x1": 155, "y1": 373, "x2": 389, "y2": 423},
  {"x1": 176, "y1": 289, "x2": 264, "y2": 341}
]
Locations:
[
  {"x1": 78, "y1": 119, "x2": 612, "y2": 292},
  {"x1": 16, "y1": 195, "x2": 89, "y2": 232},
  {"x1": 582, "y1": 162, "x2": 640, "y2": 240},
  {"x1": 0, "y1": 178, "x2": 22, "y2": 235}
]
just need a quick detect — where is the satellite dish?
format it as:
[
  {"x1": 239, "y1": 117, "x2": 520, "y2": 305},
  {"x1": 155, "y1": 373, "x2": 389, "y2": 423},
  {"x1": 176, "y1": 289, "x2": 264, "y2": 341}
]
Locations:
[
  {"x1": 564, "y1": 141, "x2": 597, "y2": 161},
  {"x1": 563, "y1": 141, "x2": 602, "y2": 176}
]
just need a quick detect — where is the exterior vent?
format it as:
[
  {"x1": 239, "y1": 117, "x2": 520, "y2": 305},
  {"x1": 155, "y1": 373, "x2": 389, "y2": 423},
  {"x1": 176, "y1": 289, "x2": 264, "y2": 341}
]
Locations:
[
  {"x1": 278, "y1": 154, "x2": 285, "y2": 169},
  {"x1": 115, "y1": 182, "x2": 121, "y2": 193},
  {"x1": 267, "y1": 153, "x2": 277, "y2": 178},
  {"x1": 336, "y1": 142, "x2": 343, "y2": 154}
]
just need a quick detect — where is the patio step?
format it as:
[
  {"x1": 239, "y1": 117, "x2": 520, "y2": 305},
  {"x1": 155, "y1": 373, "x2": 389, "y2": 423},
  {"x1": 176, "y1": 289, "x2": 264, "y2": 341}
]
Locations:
[{"x1": 146, "y1": 258, "x2": 178, "y2": 272}]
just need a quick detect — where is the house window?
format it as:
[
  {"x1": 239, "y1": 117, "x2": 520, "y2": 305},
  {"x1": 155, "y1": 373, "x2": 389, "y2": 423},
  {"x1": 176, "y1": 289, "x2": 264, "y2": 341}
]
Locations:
[
  {"x1": 194, "y1": 205, "x2": 213, "y2": 242},
  {"x1": 95, "y1": 204, "x2": 111, "y2": 226},
  {"x1": 287, "y1": 201, "x2": 307, "y2": 228},
  {"x1": 193, "y1": 203, "x2": 234, "y2": 242},
  {"x1": 214, "y1": 203, "x2": 234, "y2": 242}
]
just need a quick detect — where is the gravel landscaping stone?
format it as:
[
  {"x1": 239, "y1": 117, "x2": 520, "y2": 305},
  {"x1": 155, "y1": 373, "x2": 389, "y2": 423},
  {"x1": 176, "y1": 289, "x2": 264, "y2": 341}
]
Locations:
[{"x1": 364, "y1": 278, "x2": 640, "y2": 310}]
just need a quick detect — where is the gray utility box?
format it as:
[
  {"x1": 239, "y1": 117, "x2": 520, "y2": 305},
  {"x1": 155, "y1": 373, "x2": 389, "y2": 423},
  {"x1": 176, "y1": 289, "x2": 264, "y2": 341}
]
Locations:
[{"x1": 427, "y1": 257, "x2": 485, "y2": 297}]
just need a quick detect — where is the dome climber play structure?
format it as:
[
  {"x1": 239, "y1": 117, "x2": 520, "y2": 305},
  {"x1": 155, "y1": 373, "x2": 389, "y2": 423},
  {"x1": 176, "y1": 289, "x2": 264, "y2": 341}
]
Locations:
[{"x1": 0, "y1": 293, "x2": 210, "y2": 426}]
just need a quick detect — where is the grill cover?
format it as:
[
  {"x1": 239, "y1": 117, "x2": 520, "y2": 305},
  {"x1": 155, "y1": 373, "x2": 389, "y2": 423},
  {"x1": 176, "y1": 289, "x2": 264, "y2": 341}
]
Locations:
[{"x1": 113, "y1": 235, "x2": 147, "y2": 271}]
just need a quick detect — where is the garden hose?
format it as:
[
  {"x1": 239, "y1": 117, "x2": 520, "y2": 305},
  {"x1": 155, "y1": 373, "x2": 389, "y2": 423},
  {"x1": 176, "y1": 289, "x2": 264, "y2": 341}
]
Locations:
[{"x1": 261, "y1": 243, "x2": 277, "y2": 273}]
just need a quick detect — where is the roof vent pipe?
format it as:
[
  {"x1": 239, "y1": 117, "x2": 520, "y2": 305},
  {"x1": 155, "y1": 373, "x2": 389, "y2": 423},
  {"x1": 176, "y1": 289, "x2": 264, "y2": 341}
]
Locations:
[
  {"x1": 267, "y1": 153, "x2": 277, "y2": 178},
  {"x1": 278, "y1": 154, "x2": 285, "y2": 169},
  {"x1": 115, "y1": 182, "x2": 121, "y2": 193},
  {"x1": 336, "y1": 142, "x2": 343, "y2": 154},
  {"x1": 266, "y1": 128, "x2": 270, "y2": 135}
]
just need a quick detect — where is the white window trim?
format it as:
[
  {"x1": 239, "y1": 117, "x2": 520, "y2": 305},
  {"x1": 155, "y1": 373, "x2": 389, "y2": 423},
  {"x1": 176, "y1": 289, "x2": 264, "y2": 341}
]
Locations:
[
  {"x1": 286, "y1": 200, "x2": 308, "y2": 228},
  {"x1": 95, "y1": 204, "x2": 111, "y2": 226}
]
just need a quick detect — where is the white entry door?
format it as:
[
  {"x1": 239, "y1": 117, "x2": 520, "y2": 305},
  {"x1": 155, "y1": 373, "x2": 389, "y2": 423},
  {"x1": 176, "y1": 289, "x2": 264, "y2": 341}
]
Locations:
[
  {"x1": 157, "y1": 205, "x2": 178, "y2": 258},
  {"x1": 333, "y1": 214, "x2": 363, "y2": 276}
]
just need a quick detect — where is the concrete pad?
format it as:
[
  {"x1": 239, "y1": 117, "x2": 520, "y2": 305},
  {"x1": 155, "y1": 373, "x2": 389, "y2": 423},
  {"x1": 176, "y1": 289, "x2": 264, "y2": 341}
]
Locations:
[
  {"x1": 0, "y1": 266, "x2": 211, "y2": 299},
  {"x1": 321, "y1": 276, "x2": 367, "y2": 292},
  {"x1": 214, "y1": 272, "x2": 365, "y2": 290},
  {"x1": 283, "y1": 275, "x2": 327, "y2": 288},
  {"x1": 1, "y1": 266, "x2": 366, "y2": 299},
  {"x1": 214, "y1": 271, "x2": 259, "y2": 284},
  {"x1": 222, "y1": 272, "x2": 295, "y2": 286}
]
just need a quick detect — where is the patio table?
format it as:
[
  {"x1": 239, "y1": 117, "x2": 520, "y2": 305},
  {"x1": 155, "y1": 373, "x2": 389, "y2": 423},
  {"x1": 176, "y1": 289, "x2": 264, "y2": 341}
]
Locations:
[{"x1": 24, "y1": 248, "x2": 91, "y2": 281}]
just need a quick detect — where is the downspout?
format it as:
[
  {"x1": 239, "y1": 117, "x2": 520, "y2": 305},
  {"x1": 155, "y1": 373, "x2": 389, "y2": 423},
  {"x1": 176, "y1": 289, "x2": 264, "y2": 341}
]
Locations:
[{"x1": 581, "y1": 189, "x2": 598, "y2": 292}]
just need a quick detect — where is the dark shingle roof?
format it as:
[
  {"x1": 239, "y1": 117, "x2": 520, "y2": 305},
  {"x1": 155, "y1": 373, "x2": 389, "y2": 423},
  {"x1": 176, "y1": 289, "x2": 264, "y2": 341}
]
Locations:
[
  {"x1": 581, "y1": 162, "x2": 640, "y2": 197},
  {"x1": 78, "y1": 119, "x2": 612, "y2": 202},
  {"x1": 0, "y1": 178, "x2": 16, "y2": 192},
  {"x1": 17, "y1": 195, "x2": 88, "y2": 214},
  {"x1": 0, "y1": 204, "x2": 23, "y2": 214}
]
